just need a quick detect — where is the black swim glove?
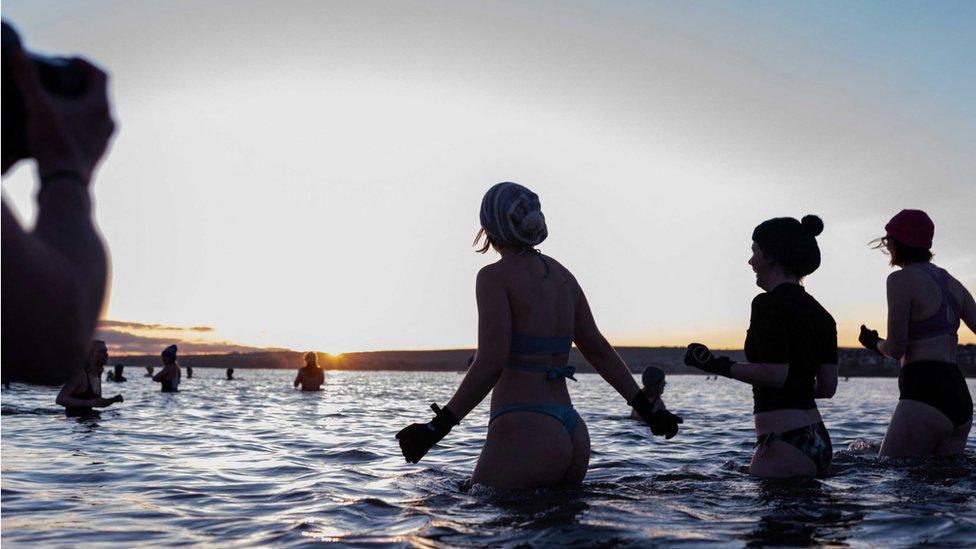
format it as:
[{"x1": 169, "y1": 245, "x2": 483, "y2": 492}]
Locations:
[
  {"x1": 684, "y1": 343, "x2": 735, "y2": 378},
  {"x1": 396, "y1": 403, "x2": 459, "y2": 463},
  {"x1": 858, "y1": 325, "x2": 881, "y2": 355},
  {"x1": 628, "y1": 389, "x2": 683, "y2": 439}
]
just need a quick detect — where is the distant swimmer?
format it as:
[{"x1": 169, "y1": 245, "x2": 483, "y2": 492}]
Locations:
[
  {"x1": 396, "y1": 182, "x2": 681, "y2": 490},
  {"x1": 106, "y1": 364, "x2": 127, "y2": 382},
  {"x1": 294, "y1": 352, "x2": 324, "y2": 391},
  {"x1": 226, "y1": 367, "x2": 234, "y2": 380},
  {"x1": 144, "y1": 365, "x2": 154, "y2": 377},
  {"x1": 685, "y1": 215, "x2": 837, "y2": 478},
  {"x1": 630, "y1": 366, "x2": 667, "y2": 422},
  {"x1": 187, "y1": 365, "x2": 193, "y2": 379},
  {"x1": 152, "y1": 344, "x2": 181, "y2": 392},
  {"x1": 858, "y1": 210, "x2": 974, "y2": 458},
  {"x1": 56, "y1": 340, "x2": 123, "y2": 417}
]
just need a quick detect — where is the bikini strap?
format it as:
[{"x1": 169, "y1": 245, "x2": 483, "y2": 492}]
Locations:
[{"x1": 506, "y1": 362, "x2": 577, "y2": 381}]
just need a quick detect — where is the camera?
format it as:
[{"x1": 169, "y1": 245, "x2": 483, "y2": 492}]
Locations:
[{"x1": 2, "y1": 20, "x2": 89, "y2": 164}]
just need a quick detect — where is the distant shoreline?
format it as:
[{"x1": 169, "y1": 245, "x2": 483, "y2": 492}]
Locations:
[{"x1": 110, "y1": 345, "x2": 976, "y2": 378}]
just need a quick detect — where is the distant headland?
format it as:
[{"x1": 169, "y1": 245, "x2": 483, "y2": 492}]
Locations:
[{"x1": 112, "y1": 345, "x2": 976, "y2": 378}]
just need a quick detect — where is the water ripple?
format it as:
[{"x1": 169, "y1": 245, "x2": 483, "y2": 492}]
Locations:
[{"x1": 2, "y1": 372, "x2": 974, "y2": 547}]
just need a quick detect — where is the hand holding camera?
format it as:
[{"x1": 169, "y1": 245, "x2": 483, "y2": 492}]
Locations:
[{"x1": 2, "y1": 21, "x2": 115, "y2": 183}]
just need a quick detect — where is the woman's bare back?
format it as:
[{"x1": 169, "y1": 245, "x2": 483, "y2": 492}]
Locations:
[{"x1": 486, "y1": 252, "x2": 580, "y2": 409}]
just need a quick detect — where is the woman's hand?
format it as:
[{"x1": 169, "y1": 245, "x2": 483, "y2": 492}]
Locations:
[
  {"x1": 684, "y1": 343, "x2": 735, "y2": 377},
  {"x1": 629, "y1": 390, "x2": 683, "y2": 439},
  {"x1": 6, "y1": 44, "x2": 115, "y2": 182},
  {"x1": 95, "y1": 395, "x2": 121, "y2": 408},
  {"x1": 395, "y1": 403, "x2": 459, "y2": 463},
  {"x1": 858, "y1": 325, "x2": 881, "y2": 355}
]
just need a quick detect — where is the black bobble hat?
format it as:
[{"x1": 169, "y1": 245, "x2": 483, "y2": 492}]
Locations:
[{"x1": 751, "y1": 215, "x2": 824, "y2": 277}]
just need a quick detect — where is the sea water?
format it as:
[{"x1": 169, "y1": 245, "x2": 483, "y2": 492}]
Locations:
[{"x1": 2, "y1": 371, "x2": 974, "y2": 547}]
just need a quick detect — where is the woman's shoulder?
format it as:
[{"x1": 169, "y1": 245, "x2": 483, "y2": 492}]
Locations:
[
  {"x1": 476, "y1": 262, "x2": 506, "y2": 286},
  {"x1": 541, "y1": 254, "x2": 581, "y2": 290},
  {"x1": 750, "y1": 291, "x2": 774, "y2": 311},
  {"x1": 541, "y1": 253, "x2": 572, "y2": 275}
]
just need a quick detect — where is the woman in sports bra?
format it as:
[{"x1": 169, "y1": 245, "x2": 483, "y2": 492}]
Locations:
[
  {"x1": 859, "y1": 210, "x2": 975, "y2": 457},
  {"x1": 684, "y1": 215, "x2": 838, "y2": 477},
  {"x1": 396, "y1": 182, "x2": 682, "y2": 489}
]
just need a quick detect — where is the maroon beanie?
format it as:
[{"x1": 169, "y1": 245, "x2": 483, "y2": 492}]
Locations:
[{"x1": 885, "y1": 209, "x2": 934, "y2": 249}]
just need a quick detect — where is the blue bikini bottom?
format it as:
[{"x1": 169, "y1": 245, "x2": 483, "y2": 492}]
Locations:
[{"x1": 489, "y1": 403, "x2": 581, "y2": 434}]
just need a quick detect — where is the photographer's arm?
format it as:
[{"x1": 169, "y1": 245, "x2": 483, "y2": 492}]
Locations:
[{"x1": 2, "y1": 46, "x2": 114, "y2": 385}]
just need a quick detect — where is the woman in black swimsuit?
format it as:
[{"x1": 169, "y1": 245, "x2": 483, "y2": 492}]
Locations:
[
  {"x1": 859, "y1": 210, "x2": 975, "y2": 457},
  {"x1": 56, "y1": 340, "x2": 123, "y2": 417},
  {"x1": 685, "y1": 215, "x2": 838, "y2": 477}
]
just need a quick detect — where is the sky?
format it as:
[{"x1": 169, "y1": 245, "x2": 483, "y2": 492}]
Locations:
[{"x1": 3, "y1": 1, "x2": 974, "y2": 354}]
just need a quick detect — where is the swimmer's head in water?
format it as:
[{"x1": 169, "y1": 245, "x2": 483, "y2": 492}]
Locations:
[
  {"x1": 641, "y1": 365, "x2": 666, "y2": 397},
  {"x1": 751, "y1": 215, "x2": 823, "y2": 279},
  {"x1": 304, "y1": 351, "x2": 317, "y2": 367},
  {"x1": 474, "y1": 182, "x2": 547, "y2": 254},
  {"x1": 161, "y1": 344, "x2": 178, "y2": 364}
]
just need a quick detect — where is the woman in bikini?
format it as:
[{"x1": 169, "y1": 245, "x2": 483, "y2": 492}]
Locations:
[
  {"x1": 859, "y1": 209, "x2": 974, "y2": 457},
  {"x1": 395, "y1": 182, "x2": 682, "y2": 489}
]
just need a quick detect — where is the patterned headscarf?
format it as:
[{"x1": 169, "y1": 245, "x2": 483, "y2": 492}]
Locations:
[{"x1": 477, "y1": 182, "x2": 548, "y2": 248}]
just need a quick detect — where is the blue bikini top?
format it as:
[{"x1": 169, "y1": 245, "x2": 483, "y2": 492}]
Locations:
[
  {"x1": 508, "y1": 334, "x2": 576, "y2": 380},
  {"x1": 908, "y1": 265, "x2": 961, "y2": 341}
]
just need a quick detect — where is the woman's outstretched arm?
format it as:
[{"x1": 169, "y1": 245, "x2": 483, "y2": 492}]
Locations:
[
  {"x1": 444, "y1": 266, "x2": 511, "y2": 420},
  {"x1": 574, "y1": 285, "x2": 682, "y2": 437},
  {"x1": 572, "y1": 288, "x2": 640, "y2": 401}
]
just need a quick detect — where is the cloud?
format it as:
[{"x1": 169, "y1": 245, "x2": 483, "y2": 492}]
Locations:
[
  {"x1": 95, "y1": 327, "x2": 287, "y2": 355},
  {"x1": 98, "y1": 320, "x2": 215, "y2": 332}
]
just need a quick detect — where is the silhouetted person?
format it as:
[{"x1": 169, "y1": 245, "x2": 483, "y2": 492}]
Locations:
[
  {"x1": 153, "y1": 344, "x2": 181, "y2": 392},
  {"x1": 294, "y1": 352, "x2": 324, "y2": 391},
  {"x1": 186, "y1": 365, "x2": 193, "y2": 379},
  {"x1": 685, "y1": 215, "x2": 837, "y2": 478},
  {"x1": 395, "y1": 182, "x2": 681, "y2": 490},
  {"x1": 859, "y1": 210, "x2": 974, "y2": 457},
  {"x1": 144, "y1": 365, "x2": 154, "y2": 377},
  {"x1": 56, "y1": 340, "x2": 123, "y2": 417},
  {"x1": 631, "y1": 366, "x2": 667, "y2": 422},
  {"x1": 1, "y1": 21, "x2": 116, "y2": 385},
  {"x1": 226, "y1": 367, "x2": 234, "y2": 380},
  {"x1": 107, "y1": 364, "x2": 126, "y2": 382}
]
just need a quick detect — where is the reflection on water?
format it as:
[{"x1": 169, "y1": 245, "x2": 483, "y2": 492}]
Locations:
[{"x1": 2, "y1": 371, "x2": 974, "y2": 546}]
